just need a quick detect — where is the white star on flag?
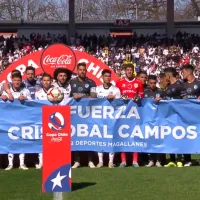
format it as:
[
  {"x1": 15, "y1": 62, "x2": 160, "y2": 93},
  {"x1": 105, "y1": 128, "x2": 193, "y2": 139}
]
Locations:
[{"x1": 51, "y1": 171, "x2": 67, "y2": 190}]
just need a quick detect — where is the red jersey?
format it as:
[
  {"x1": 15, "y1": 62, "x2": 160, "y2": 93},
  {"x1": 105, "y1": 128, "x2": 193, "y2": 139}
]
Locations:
[{"x1": 116, "y1": 78, "x2": 144, "y2": 98}]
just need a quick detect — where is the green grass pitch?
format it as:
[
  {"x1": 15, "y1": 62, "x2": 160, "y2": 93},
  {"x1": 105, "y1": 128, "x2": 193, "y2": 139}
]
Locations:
[{"x1": 1, "y1": 166, "x2": 200, "y2": 200}]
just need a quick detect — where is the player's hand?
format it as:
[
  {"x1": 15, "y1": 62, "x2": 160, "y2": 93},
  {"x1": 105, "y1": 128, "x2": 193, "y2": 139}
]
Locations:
[
  {"x1": 18, "y1": 96, "x2": 27, "y2": 101},
  {"x1": 198, "y1": 96, "x2": 200, "y2": 100},
  {"x1": 154, "y1": 97, "x2": 162, "y2": 102},
  {"x1": 133, "y1": 94, "x2": 141, "y2": 102},
  {"x1": 107, "y1": 94, "x2": 115, "y2": 100},
  {"x1": 1, "y1": 95, "x2": 8, "y2": 101},
  {"x1": 8, "y1": 93, "x2": 14, "y2": 101},
  {"x1": 121, "y1": 94, "x2": 129, "y2": 101},
  {"x1": 74, "y1": 94, "x2": 83, "y2": 100}
]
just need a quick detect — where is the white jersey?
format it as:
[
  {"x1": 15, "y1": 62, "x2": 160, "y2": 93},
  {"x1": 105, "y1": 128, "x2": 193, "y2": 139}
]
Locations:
[
  {"x1": 2, "y1": 86, "x2": 31, "y2": 100},
  {"x1": 35, "y1": 88, "x2": 48, "y2": 100},
  {"x1": 96, "y1": 84, "x2": 121, "y2": 99},
  {"x1": 52, "y1": 81, "x2": 71, "y2": 99}
]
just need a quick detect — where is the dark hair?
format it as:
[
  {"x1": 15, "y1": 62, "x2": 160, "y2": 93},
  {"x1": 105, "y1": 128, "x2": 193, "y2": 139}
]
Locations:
[
  {"x1": 77, "y1": 62, "x2": 86, "y2": 69},
  {"x1": 148, "y1": 75, "x2": 157, "y2": 81},
  {"x1": 11, "y1": 69, "x2": 21, "y2": 75},
  {"x1": 137, "y1": 71, "x2": 147, "y2": 77},
  {"x1": 26, "y1": 66, "x2": 35, "y2": 73},
  {"x1": 53, "y1": 68, "x2": 72, "y2": 82},
  {"x1": 164, "y1": 67, "x2": 177, "y2": 77},
  {"x1": 42, "y1": 73, "x2": 52, "y2": 80},
  {"x1": 12, "y1": 73, "x2": 22, "y2": 79},
  {"x1": 181, "y1": 64, "x2": 194, "y2": 72},
  {"x1": 159, "y1": 73, "x2": 166, "y2": 79},
  {"x1": 123, "y1": 63, "x2": 134, "y2": 70},
  {"x1": 102, "y1": 69, "x2": 111, "y2": 76}
]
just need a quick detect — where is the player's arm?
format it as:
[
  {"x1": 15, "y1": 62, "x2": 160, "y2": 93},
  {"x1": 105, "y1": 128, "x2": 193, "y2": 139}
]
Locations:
[
  {"x1": 138, "y1": 81, "x2": 144, "y2": 98},
  {"x1": 2, "y1": 82, "x2": 14, "y2": 101},
  {"x1": 114, "y1": 88, "x2": 121, "y2": 99},
  {"x1": 89, "y1": 81, "x2": 97, "y2": 98}
]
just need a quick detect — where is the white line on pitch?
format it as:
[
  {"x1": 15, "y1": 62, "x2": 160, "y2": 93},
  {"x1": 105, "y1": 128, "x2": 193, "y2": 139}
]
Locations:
[{"x1": 53, "y1": 192, "x2": 63, "y2": 200}]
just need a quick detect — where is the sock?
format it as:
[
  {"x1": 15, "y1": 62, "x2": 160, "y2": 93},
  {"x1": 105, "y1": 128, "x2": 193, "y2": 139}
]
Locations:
[
  {"x1": 121, "y1": 152, "x2": 126, "y2": 163},
  {"x1": 133, "y1": 152, "x2": 138, "y2": 163},
  {"x1": 8, "y1": 154, "x2": 14, "y2": 166},
  {"x1": 109, "y1": 153, "x2": 114, "y2": 163},
  {"x1": 39, "y1": 153, "x2": 43, "y2": 165},
  {"x1": 98, "y1": 152, "x2": 103, "y2": 163},
  {"x1": 19, "y1": 154, "x2": 25, "y2": 166}
]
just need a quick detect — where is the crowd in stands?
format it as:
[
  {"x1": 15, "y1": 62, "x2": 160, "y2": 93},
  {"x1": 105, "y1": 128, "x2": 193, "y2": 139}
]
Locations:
[{"x1": 1, "y1": 32, "x2": 200, "y2": 79}]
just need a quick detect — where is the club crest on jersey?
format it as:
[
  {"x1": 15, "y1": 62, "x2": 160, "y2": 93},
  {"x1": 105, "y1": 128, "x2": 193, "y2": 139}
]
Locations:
[
  {"x1": 85, "y1": 84, "x2": 89, "y2": 88},
  {"x1": 134, "y1": 83, "x2": 138, "y2": 88},
  {"x1": 194, "y1": 85, "x2": 198, "y2": 89},
  {"x1": 156, "y1": 93, "x2": 160, "y2": 97}
]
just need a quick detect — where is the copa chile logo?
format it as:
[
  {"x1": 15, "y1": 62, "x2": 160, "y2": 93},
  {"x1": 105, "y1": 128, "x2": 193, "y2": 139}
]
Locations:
[{"x1": 48, "y1": 112, "x2": 66, "y2": 131}]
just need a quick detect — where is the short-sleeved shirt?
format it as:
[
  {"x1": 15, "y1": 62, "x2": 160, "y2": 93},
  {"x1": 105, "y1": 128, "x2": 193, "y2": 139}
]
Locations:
[
  {"x1": 164, "y1": 80, "x2": 184, "y2": 100},
  {"x1": 182, "y1": 79, "x2": 200, "y2": 99},
  {"x1": 116, "y1": 78, "x2": 144, "y2": 98},
  {"x1": 96, "y1": 84, "x2": 121, "y2": 99},
  {"x1": 70, "y1": 77, "x2": 96, "y2": 97},
  {"x1": 144, "y1": 87, "x2": 164, "y2": 99}
]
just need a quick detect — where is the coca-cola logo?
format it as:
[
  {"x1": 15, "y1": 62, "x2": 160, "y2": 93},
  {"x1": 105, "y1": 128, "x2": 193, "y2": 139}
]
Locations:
[
  {"x1": 43, "y1": 55, "x2": 72, "y2": 65},
  {"x1": 40, "y1": 44, "x2": 76, "y2": 77}
]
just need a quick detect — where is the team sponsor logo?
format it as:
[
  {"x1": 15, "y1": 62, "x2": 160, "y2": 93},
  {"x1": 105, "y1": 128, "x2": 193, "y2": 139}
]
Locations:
[
  {"x1": 85, "y1": 84, "x2": 89, "y2": 88},
  {"x1": 127, "y1": 84, "x2": 132, "y2": 89},
  {"x1": 134, "y1": 83, "x2": 138, "y2": 88},
  {"x1": 194, "y1": 85, "x2": 198, "y2": 89},
  {"x1": 48, "y1": 112, "x2": 66, "y2": 131},
  {"x1": 187, "y1": 88, "x2": 192, "y2": 93},
  {"x1": 40, "y1": 44, "x2": 76, "y2": 77},
  {"x1": 78, "y1": 87, "x2": 83, "y2": 92}
]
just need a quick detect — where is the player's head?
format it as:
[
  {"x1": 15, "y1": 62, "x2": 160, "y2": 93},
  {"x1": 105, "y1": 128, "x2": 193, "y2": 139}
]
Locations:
[
  {"x1": 53, "y1": 68, "x2": 72, "y2": 85},
  {"x1": 124, "y1": 63, "x2": 134, "y2": 79},
  {"x1": 26, "y1": 66, "x2": 35, "y2": 82},
  {"x1": 102, "y1": 69, "x2": 111, "y2": 84},
  {"x1": 12, "y1": 72, "x2": 22, "y2": 89},
  {"x1": 164, "y1": 67, "x2": 177, "y2": 82},
  {"x1": 137, "y1": 71, "x2": 147, "y2": 85},
  {"x1": 77, "y1": 62, "x2": 87, "y2": 79},
  {"x1": 11, "y1": 69, "x2": 21, "y2": 76},
  {"x1": 159, "y1": 73, "x2": 169, "y2": 88},
  {"x1": 42, "y1": 73, "x2": 52, "y2": 89},
  {"x1": 181, "y1": 64, "x2": 194, "y2": 80},
  {"x1": 148, "y1": 75, "x2": 157, "y2": 90}
]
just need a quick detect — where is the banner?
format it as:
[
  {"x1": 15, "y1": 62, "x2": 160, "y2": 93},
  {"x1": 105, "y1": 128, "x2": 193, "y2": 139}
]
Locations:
[
  {"x1": 42, "y1": 106, "x2": 71, "y2": 193},
  {"x1": 0, "y1": 99, "x2": 200, "y2": 154},
  {"x1": 0, "y1": 44, "x2": 119, "y2": 85}
]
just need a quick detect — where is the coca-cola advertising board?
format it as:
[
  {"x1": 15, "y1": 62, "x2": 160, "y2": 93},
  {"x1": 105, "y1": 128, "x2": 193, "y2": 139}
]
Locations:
[
  {"x1": 0, "y1": 44, "x2": 119, "y2": 85},
  {"x1": 41, "y1": 44, "x2": 76, "y2": 77}
]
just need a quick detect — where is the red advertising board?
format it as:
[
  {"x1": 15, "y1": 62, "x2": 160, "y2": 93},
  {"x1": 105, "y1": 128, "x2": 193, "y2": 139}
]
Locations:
[
  {"x1": 42, "y1": 106, "x2": 71, "y2": 193},
  {"x1": 0, "y1": 44, "x2": 119, "y2": 85}
]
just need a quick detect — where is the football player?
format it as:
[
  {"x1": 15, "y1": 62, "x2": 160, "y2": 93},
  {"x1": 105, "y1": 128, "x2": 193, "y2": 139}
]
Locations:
[
  {"x1": 35, "y1": 73, "x2": 53, "y2": 169},
  {"x1": 52, "y1": 68, "x2": 72, "y2": 102},
  {"x1": 116, "y1": 63, "x2": 144, "y2": 167},
  {"x1": 1, "y1": 72, "x2": 31, "y2": 171},
  {"x1": 71, "y1": 62, "x2": 96, "y2": 168},
  {"x1": 95, "y1": 69, "x2": 121, "y2": 168}
]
